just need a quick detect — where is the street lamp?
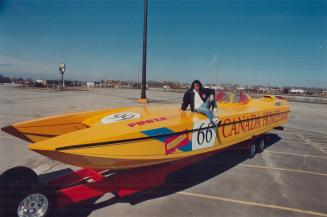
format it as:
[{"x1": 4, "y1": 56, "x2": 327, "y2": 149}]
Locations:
[
  {"x1": 139, "y1": 0, "x2": 148, "y2": 103},
  {"x1": 59, "y1": 63, "x2": 65, "y2": 91}
]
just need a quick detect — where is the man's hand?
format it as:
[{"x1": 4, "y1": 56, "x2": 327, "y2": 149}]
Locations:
[{"x1": 210, "y1": 94, "x2": 214, "y2": 102}]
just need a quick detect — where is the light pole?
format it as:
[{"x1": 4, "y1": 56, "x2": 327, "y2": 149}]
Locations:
[
  {"x1": 139, "y1": 0, "x2": 148, "y2": 103},
  {"x1": 214, "y1": 54, "x2": 219, "y2": 89},
  {"x1": 59, "y1": 63, "x2": 65, "y2": 91}
]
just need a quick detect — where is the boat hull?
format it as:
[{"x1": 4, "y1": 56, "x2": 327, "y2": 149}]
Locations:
[{"x1": 2, "y1": 95, "x2": 290, "y2": 169}]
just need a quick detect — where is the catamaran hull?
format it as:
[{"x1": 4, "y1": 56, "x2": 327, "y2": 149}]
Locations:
[
  {"x1": 34, "y1": 149, "x2": 182, "y2": 170},
  {"x1": 2, "y1": 95, "x2": 289, "y2": 170}
]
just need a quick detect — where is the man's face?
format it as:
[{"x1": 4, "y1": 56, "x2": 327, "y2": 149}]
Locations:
[{"x1": 194, "y1": 83, "x2": 200, "y2": 91}]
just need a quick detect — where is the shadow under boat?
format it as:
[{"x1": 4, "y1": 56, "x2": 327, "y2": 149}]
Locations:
[{"x1": 40, "y1": 133, "x2": 281, "y2": 217}]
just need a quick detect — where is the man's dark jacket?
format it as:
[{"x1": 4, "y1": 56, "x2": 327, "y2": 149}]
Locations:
[{"x1": 181, "y1": 88, "x2": 215, "y2": 112}]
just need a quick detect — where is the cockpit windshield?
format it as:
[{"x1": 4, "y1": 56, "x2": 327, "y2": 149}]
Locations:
[
  {"x1": 215, "y1": 91, "x2": 251, "y2": 104},
  {"x1": 216, "y1": 91, "x2": 230, "y2": 103}
]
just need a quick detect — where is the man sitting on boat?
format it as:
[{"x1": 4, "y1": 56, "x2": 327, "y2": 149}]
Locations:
[{"x1": 181, "y1": 80, "x2": 218, "y2": 126}]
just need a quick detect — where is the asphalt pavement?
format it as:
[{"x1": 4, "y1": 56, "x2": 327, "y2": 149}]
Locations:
[{"x1": 0, "y1": 86, "x2": 326, "y2": 217}]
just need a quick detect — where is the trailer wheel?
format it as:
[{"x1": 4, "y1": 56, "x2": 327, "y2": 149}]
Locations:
[
  {"x1": 7, "y1": 183, "x2": 56, "y2": 217},
  {"x1": 256, "y1": 139, "x2": 265, "y2": 153},
  {"x1": 0, "y1": 166, "x2": 39, "y2": 217},
  {"x1": 0, "y1": 166, "x2": 38, "y2": 197},
  {"x1": 248, "y1": 143, "x2": 256, "y2": 158}
]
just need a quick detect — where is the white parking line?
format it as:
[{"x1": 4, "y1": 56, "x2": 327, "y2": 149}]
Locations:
[
  {"x1": 0, "y1": 135, "x2": 19, "y2": 140},
  {"x1": 265, "y1": 150, "x2": 327, "y2": 159},
  {"x1": 295, "y1": 133, "x2": 327, "y2": 154},
  {"x1": 296, "y1": 133, "x2": 311, "y2": 143},
  {"x1": 178, "y1": 191, "x2": 327, "y2": 217},
  {"x1": 239, "y1": 164, "x2": 327, "y2": 177}
]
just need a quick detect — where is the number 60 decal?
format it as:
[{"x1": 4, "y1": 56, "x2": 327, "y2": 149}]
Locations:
[{"x1": 192, "y1": 120, "x2": 216, "y2": 150}]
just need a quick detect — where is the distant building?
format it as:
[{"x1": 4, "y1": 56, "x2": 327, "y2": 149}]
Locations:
[
  {"x1": 35, "y1": 80, "x2": 47, "y2": 87},
  {"x1": 87, "y1": 82, "x2": 95, "y2": 88},
  {"x1": 258, "y1": 86, "x2": 269, "y2": 93},
  {"x1": 236, "y1": 86, "x2": 245, "y2": 91},
  {"x1": 205, "y1": 85, "x2": 224, "y2": 90},
  {"x1": 0, "y1": 74, "x2": 10, "y2": 83},
  {"x1": 290, "y1": 88, "x2": 305, "y2": 94}
]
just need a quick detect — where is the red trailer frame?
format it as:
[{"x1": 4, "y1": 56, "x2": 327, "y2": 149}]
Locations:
[
  {"x1": 45, "y1": 136, "x2": 265, "y2": 209},
  {"x1": 0, "y1": 130, "x2": 274, "y2": 216},
  {"x1": 48, "y1": 151, "x2": 217, "y2": 208}
]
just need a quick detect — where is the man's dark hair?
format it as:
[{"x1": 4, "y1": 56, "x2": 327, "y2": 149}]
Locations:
[{"x1": 191, "y1": 80, "x2": 203, "y2": 89}]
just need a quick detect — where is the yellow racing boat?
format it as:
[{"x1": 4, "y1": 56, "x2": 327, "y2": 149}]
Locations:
[{"x1": 2, "y1": 92, "x2": 289, "y2": 170}]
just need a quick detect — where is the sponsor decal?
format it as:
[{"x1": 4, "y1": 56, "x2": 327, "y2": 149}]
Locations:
[
  {"x1": 192, "y1": 120, "x2": 216, "y2": 150},
  {"x1": 165, "y1": 133, "x2": 190, "y2": 154},
  {"x1": 101, "y1": 112, "x2": 141, "y2": 124},
  {"x1": 127, "y1": 114, "x2": 178, "y2": 128},
  {"x1": 142, "y1": 119, "x2": 218, "y2": 155},
  {"x1": 142, "y1": 127, "x2": 192, "y2": 155},
  {"x1": 221, "y1": 111, "x2": 288, "y2": 138}
]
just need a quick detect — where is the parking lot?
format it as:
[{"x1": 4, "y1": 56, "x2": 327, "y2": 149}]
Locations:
[{"x1": 0, "y1": 86, "x2": 326, "y2": 217}]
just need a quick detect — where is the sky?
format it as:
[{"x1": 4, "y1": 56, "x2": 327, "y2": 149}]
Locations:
[{"x1": 0, "y1": 0, "x2": 326, "y2": 87}]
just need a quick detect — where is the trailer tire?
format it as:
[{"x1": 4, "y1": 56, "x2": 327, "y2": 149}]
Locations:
[
  {"x1": 0, "y1": 166, "x2": 39, "y2": 217},
  {"x1": 6, "y1": 183, "x2": 57, "y2": 217},
  {"x1": 248, "y1": 143, "x2": 256, "y2": 158},
  {"x1": 256, "y1": 139, "x2": 265, "y2": 153},
  {"x1": 0, "y1": 166, "x2": 38, "y2": 197}
]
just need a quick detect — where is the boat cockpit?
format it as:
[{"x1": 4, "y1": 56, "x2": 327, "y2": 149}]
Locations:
[{"x1": 215, "y1": 91, "x2": 251, "y2": 104}]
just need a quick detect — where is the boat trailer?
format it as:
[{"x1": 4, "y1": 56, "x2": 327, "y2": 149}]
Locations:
[{"x1": 0, "y1": 135, "x2": 268, "y2": 217}]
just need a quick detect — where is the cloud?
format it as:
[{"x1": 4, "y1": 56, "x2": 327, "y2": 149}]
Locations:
[
  {"x1": 0, "y1": 55, "x2": 53, "y2": 74},
  {"x1": 210, "y1": 53, "x2": 218, "y2": 67},
  {"x1": 0, "y1": 63, "x2": 14, "y2": 67}
]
